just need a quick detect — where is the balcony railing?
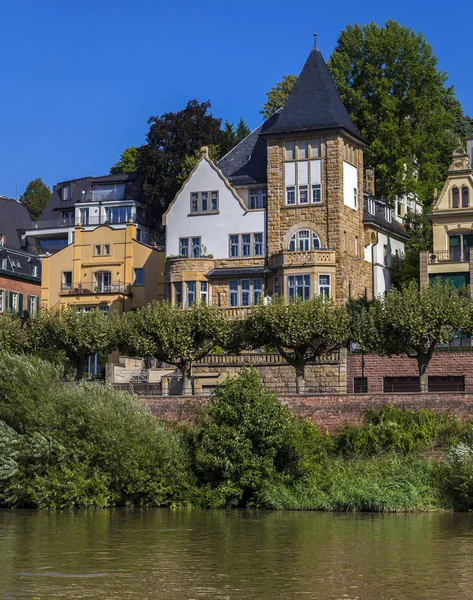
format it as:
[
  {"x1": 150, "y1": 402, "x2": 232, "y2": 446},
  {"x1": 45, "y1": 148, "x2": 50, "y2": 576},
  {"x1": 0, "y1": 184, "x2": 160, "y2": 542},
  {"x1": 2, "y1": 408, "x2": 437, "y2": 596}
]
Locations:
[
  {"x1": 60, "y1": 281, "x2": 131, "y2": 296},
  {"x1": 27, "y1": 213, "x2": 147, "y2": 231},
  {"x1": 428, "y1": 249, "x2": 470, "y2": 264},
  {"x1": 269, "y1": 249, "x2": 336, "y2": 269}
]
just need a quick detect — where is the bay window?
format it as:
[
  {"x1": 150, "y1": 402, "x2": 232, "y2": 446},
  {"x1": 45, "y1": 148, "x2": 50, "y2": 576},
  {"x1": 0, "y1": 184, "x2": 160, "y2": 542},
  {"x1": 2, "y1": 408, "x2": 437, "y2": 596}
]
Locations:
[{"x1": 288, "y1": 275, "x2": 310, "y2": 301}]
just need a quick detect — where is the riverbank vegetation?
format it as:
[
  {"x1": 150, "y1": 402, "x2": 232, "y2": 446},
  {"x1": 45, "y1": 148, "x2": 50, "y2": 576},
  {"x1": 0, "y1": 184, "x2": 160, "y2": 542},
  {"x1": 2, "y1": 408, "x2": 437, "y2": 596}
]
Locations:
[{"x1": 1, "y1": 355, "x2": 473, "y2": 512}]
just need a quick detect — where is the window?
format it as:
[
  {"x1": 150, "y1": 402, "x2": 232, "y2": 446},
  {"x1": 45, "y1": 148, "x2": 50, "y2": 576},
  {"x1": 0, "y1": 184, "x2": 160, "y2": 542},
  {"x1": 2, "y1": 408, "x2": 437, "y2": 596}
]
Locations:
[
  {"x1": 229, "y1": 235, "x2": 239, "y2": 257},
  {"x1": 428, "y1": 376, "x2": 465, "y2": 392},
  {"x1": 385, "y1": 207, "x2": 392, "y2": 222},
  {"x1": 311, "y1": 183, "x2": 321, "y2": 203},
  {"x1": 289, "y1": 230, "x2": 321, "y2": 251},
  {"x1": 32, "y1": 264, "x2": 38, "y2": 277},
  {"x1": 179, "y1": 238, "x2": 189, "y2": 257},
  {"x1": 80, "y1": 208, "x2": 89, "y2": 226},
  {"x1": 384, "y1": 377, "x2": 420, "y2": 393},
  {"x1": 298, "y1": 140, "x2": 308, "y2": 159},
  {"x1": 1, "y1": 257, "x2": 6, "y2": 270},
  {"x1": 299, "y1": 185, "x2": 308, "y2": 204},
  {"x1": 92, "y1": 183, "x2": 125, "y2": 201},
  {"x1": 104, "y1": 244, "x2": 110, "y2": 255},
  {"x1": 174, "y1": 282, "x2": 182, "y2": 306},
  {"x1": 0, "y1": 290, "x2": 5, "y2": 312},
  {"x1": 62, "y1": 271, "x2": 72, "y2": 289},
  {"x1": 249, "y1": 188, "x2": 266, "y2": 209},
  {"x1": 285, "y1": 141, "x2": 295, "y2": 160},
  {"x1": 200, "y1": 281, "x2": 208, "y2": 303},
  {"x1": 94, "y1": 245, "x2": 102, "y2": 256},
  {"x1": 353, "y1": 188, "x2": 358, "y2": 209},
  {"x1": 62, "y1": 210, "x2": 74, "y2": 225},
  {"x1": 28, "y1": 295, "x2": 36, "y2": 315},
  {"x1": 354, "y1": 377, "x2": 368, "y2": 394},
  {"x1": 211, "y1": 192, "x2": 219, "y2": 212},
  {"x1": 186, "y1": 281, "x2": 196, "y2": 307},
  {"x1": 10, "y1": 292, "x2": 18, "y2": 313},
  {"x1": 453, "y1": 187, "x2": 460, "y2": 208},
  {"x1": 310, "y1": 139, "x2": 321, "y2": 158},
  {"x1": 397, "y1": 200, "x2": 404, "y2": 217},
  {"x1": 229, "y1": 280, "x2": 238, "y2": 307},
  {"x1": 133, "y1": 268, "x2": 144, "y2": 286},
  {"x1": 62, "y1": 184, "x2": 71, "y2": 201},
  {"x1": 106, "y1": 206, "x2": 132, "y2": 224},
  {"x1": 288, "y1": 275, "x2": 311, "y2": 301},
  {"x1": 242, "y1": 234, "x2": 251, "y2": 257},
  {"x1": 286, "y1": 186, "x2": 296, "y2": 205},
  {"x1": 462, "y1": 187, "x2": 469, "y2": 208},
  {"x1": 368, "y1": 198, "x2": 376, "y2": 215},
  {"x1": 241, "y1": 279, "x2": 251, "y2": 306},
  {"x1": 318, "y1": 274, "x2": 330, "y2": 299},
  {"x1": 253, "y1": 279, "x2": 262, "y2": 304},
  {"x1": 254, "y1": 233, "x2": 263, "y2": 256},
  {"x1": 98, "y1": 306, "x2": 109, "y2": 315},
  {"x1": 189, "y1": 191, "x2": 218, "y2": 213},
  {"x1": 191, "y1": 237, "x2": 201, "y2": 258},
  {"x1": 95, "y1": 271, "x2": 111, "y2": 293},
  {"x1": 136, "y1": 229, "x2": 142, "y2": 242}
]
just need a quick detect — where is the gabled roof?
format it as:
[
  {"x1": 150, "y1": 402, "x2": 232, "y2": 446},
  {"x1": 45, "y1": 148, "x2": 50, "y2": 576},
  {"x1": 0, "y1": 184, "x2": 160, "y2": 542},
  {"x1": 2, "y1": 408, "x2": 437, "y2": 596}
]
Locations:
[
  {"x1": 0, "y1": 195, "x2": 32, "y2": 250},
  {"x1": 217, "y1": 112, "x2": 280, "y2": 186},
  {"x1": 262, "y1": 45, "x2": 365, "y2": 144}
]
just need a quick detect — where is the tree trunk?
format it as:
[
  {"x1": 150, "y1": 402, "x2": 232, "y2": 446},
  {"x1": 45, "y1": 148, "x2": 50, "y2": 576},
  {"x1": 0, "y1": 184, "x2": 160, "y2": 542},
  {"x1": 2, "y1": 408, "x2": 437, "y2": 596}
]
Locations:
[
  {"x1": 181, "y1": 366, "x2": 193, "y2": 396},
  {"x1": 75, "y1": 360, "x2": 86, "y2": 381},
  {"x1": 417, "y1": 355, "x2": 429, "y2": 392},
  {"x1": 295, "y1": 363, "x2": 306, "y2": 394}
]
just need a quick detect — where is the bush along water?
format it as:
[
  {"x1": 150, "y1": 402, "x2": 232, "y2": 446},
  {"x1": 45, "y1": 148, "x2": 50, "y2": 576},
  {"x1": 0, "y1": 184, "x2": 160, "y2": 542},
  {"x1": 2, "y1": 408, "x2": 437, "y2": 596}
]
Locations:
[{"x1": 1, "y1": 355, "x2": 473, "y2": 511}]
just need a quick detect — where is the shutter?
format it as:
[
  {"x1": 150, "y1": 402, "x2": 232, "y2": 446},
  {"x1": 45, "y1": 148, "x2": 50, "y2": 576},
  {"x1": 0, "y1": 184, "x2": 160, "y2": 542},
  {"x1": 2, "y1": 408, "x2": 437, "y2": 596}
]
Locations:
[
  {"x1": 18, "y1": 293, "x2": 23, "y2": 315},
  {"x1": 36, "y1": 296, "x2": 40, "y2": 317},
  {"x1": 9, "y1": 292, "x2": 13, "y2": 314}
]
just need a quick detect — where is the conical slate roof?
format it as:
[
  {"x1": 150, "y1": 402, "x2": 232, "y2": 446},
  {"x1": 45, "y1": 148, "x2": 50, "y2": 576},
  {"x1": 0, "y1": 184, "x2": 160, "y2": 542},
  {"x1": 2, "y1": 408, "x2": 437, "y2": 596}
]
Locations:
[{"x1": 262, "y1": 45, "x2": 365, "y2": 143}]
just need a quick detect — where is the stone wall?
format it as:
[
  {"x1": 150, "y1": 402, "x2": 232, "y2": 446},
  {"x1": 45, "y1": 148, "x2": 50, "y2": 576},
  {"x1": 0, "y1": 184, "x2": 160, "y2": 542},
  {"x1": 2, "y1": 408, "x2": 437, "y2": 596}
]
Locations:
[
  {"x1": 347, "y1": 351, "x2": 473, "y2": 392},
  {"x1": 144, "y1": 391, "x2": 473, "y2": 433}
]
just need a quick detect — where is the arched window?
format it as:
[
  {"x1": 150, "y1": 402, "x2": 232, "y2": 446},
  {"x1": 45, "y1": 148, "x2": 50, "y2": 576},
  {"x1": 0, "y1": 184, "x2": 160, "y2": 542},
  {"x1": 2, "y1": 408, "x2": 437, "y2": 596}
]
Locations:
[
  {"x1": 288, "y1": 230, "x2": 321, "y2": 251},
  {"x1": 462, "y1": 187, "x2": 469, "y2": 208},
  {"x1": 452, "y1": 187, "x2": 460, "y2": 208}
]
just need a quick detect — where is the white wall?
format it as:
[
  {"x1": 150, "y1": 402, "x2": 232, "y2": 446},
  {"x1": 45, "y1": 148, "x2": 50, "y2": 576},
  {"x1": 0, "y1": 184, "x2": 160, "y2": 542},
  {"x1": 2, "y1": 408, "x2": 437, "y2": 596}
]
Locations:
[
  {"x1": 366, "y1": 230, "x2": 406, "y2": 297},
  {"x1": 343, "y1": 162, "x2": 358, "y2": 209},
  {"x1": 165, "y1": 159, "x2": 265, "y2": 258}
]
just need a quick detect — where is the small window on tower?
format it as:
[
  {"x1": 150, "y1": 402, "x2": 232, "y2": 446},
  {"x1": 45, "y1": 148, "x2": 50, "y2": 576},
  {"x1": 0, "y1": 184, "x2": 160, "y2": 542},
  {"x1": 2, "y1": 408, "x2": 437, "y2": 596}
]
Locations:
[{"x1": 285, "y1": 141, "x2": 295, "y2": 160}]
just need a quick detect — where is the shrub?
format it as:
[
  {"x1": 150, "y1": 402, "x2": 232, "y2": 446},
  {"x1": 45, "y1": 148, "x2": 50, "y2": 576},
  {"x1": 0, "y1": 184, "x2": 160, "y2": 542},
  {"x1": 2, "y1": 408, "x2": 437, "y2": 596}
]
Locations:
[{"x1": 439, "y1": 443, "x2": 473, "y2": 511}]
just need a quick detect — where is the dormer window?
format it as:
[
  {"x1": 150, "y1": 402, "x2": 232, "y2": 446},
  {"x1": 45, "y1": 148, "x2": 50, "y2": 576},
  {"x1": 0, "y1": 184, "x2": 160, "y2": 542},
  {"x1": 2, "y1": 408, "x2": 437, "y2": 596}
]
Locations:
[
  {"x1": 0, "y1": 235, "x2": 5, "y2": 246},
  {"x1": 385, "y1": 207, "x2": 392, "y2": 222},
  {"x1": 92, "y1": 184, "x2": 125, "y2": 202},
  {"x1": 32, "y1": 264, "x2": 38, "y2": 277},
  {"x1": 368, "y1": 198, "x2": 376, "y2": 215},
  {"x1": 62, "y1": 184, "x2": 71, "y2": 201}
]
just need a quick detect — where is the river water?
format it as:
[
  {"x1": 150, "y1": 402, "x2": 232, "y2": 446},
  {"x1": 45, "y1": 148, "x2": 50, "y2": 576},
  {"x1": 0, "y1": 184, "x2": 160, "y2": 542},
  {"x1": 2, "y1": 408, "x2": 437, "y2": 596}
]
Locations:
[{"x1": 1, "y1": 509, "x2": 473, "y2": 599}]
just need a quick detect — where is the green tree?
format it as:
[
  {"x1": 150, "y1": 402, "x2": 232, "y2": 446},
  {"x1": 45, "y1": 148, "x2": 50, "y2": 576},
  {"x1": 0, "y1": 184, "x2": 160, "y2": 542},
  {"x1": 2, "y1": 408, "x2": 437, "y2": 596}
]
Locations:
[
  {"x1": 118, "y1": 301, "x2": 229, "y2": 395},
  {"x1": 244, "y1": 296, "x2": 350, "y2": 393},
  {"x1": 261, "y1": 74, "x2": 298, "y2": 119},
  {"x1": 327, "y1": 20, "x2": 468, "y2": 204},
  {"x1": 136, "y1": 100, "x2": 232, "y2": 241},
  {"x1": 35, "y1": 308, "x2": 114, "y2": 380},
  {"x1": 223, "y1": 117, "x2": 251, "y2": 147},
  {"x1": 235, "y1": 117, "x2": 251, "y2": 142},
  {"x1": 194, "y1": 368, "x2": 295, "y2": 507},
  {"x1": 390, "y1": 209, "x2": 433, "y2": 287},
  {"x1": 19, "y1": 178, "x2": 51, "y2": 221},
  {"x1": 176, "y1": 144, "x2": 221, "y2": 188},
  {"x1": 0, "y1": 314, "x2": 32, "y2": 354},
  {"x1": 110, "y1": 147, "x2": 138, "y2": 174},
  {"x1": 356, "y1": 281, "x2": 467, "y2": 391}
]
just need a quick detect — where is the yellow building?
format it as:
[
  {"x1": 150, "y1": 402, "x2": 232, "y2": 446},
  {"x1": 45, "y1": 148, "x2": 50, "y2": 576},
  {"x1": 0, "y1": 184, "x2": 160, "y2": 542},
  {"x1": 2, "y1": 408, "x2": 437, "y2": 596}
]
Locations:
[
  {"x1": 420, "y1": 146, "x2": 473, "y2": 288},
  {"x1": 41, "y1": 222, "x2": 165, "y2": 313}
]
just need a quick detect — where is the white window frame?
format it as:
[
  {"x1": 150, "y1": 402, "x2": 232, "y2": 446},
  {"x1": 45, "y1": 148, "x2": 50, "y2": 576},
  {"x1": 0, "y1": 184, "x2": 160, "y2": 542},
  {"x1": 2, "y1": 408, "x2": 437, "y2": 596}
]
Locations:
[
  {"x1": 0, "y1": 289, "x2": 5, "y2": 312},
  {"x1": 11, "y1": 292, "x2": 18, "y2": 313},
  {"x1": 240, "y1": 279, "x2": 251, "y2": 306},
  {"x1": 311, "y1": 183, "x2": 321, "y2": 204},
  {"x1": 200, "y1": 281, "x2": 208, "y2": 303},
  {"x1": 189, "y1": 191, "x2": 218, "y2": 213},
  {"x1": 288, "y1": 230, "x2": 321, "y2": 252},
  {"x1": 254, "y1": 233, "x2": 263, "y2": 256},
  {"x1": 318, "y1": 274, "x2": 331, "y2": 299},
  {"x1": 253, "y1": 279, "x2": 263, "y2": 304},
  {"x1": 62, "y1": 271, "x2": 72, "y2": 289},
  {"x1": 368, "y1": 198, "x2": 376, "y2": 215},
  {"x1": 385, "y1": 207, "x2": 392, "y2": 223},
  {"x1": 353, "y1": 188, "x2": 358, "y2": 209},
  {"x1": 242, "y1": 234, "x2": 251, "y2": 257},
  {"x1": 286, "y1": 186, "x2": 296, "y2": 205},
  {"x1": 249, "y1": 188, "x2": 266, "y2": 209},
  {"x1": 299, "y1": 184, "x2": 308, "y2": 204},
  {"x1": 229, "y1": 280, "x2": 238, "y2": 307},
  {"x1": 179, "y1": 238, "x2": 189, "y2": 257},
  {"x1": 288, "y1": 274, "x2": 311, "y2": 301}
]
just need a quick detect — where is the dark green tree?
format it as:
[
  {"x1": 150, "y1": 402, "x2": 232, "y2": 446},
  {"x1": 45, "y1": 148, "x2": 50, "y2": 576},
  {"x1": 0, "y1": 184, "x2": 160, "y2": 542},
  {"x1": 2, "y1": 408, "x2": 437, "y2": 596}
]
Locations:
[
  {"x1": 327, "y1": 20, "x2": 469, "y2": 204},
  {"x1": 19, "y1": 178, "x2": 51, "y2": 221},
  {"x1": 110, "y1": 147, "x2": 138, "y2": 174},
  {"x1": 235, "y1": 117, "x2": 251, "y2": 142},
  {"x1": 261, "y1": 74, "x2": 298, "y2": 119},
  {"x1": 136, "y1": 100, "x2": 232, "y2": 240}
]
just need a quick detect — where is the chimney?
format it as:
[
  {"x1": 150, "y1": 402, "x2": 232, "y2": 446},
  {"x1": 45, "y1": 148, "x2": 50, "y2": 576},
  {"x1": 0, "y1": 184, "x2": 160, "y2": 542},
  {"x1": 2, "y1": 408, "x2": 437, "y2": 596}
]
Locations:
[{"x1": 364, "y1": 168, "x2": 375, "y2": 196}]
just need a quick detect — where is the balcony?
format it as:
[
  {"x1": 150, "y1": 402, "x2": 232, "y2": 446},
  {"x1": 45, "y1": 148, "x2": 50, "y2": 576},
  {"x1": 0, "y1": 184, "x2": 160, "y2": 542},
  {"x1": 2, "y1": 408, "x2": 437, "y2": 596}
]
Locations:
[
  {"x1": 269, "y1": 249, "x2": 336, "y2": 269},
  {"x1": 60, "y1": 281, "x2": 131, "y2": 296},
  {"x1": 428, "y1": 249, "x2": 471, "y2": 264},
  {"x1": 28, "y1": 213, "x2": 147, "y2": 231}
]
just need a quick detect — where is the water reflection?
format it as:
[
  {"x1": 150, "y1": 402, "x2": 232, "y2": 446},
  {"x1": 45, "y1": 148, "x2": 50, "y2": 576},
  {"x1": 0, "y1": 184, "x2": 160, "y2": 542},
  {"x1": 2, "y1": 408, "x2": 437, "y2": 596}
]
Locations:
[{"x1": 1, "y1": 510, "x2": 473, "y2": 599}]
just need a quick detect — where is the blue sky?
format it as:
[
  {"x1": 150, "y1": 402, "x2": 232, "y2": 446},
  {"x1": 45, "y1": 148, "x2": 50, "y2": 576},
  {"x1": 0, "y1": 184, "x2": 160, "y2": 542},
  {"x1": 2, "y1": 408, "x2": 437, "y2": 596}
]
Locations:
[{"x1": 1, "y1": 0, "x2": 472, "y2": 198}]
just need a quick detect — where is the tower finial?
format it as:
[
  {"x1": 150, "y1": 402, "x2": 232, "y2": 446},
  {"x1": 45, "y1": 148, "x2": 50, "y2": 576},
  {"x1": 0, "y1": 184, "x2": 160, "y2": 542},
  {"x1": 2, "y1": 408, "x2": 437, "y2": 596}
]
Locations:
[{"x1": 313, "y1": 33, "x2": 318, "y2": 48}]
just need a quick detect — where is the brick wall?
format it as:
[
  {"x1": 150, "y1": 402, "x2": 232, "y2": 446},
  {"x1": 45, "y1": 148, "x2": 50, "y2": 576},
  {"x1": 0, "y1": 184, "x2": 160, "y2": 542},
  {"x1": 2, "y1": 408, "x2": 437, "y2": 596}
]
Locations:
[
  {"x1": 0, "y1": 275, "x2": 41, "y2": 314},
  {"x1": 347, "y1": 351, "x2": 473, "y2": 393},
  {"x1": 144, "y1": 391, "x2": 473, "y2": 434}
]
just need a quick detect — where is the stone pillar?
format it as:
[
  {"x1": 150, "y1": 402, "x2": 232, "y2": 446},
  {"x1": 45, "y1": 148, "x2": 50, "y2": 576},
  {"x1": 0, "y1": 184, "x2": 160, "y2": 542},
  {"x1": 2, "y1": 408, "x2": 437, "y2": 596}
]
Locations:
[
  {"x1": 419, "y1": 251, "x2": 429, "y2": 288},
  {"x1": 364, "y1": 168, "x2": 375, "y2": 196}
]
